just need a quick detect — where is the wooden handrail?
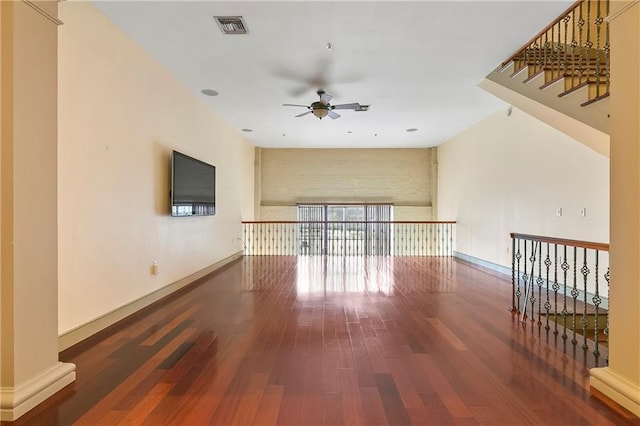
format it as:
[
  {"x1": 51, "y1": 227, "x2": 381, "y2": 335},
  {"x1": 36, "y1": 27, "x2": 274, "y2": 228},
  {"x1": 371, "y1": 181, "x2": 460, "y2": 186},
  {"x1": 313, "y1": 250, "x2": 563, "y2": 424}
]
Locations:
[
  {"x1": 500, "y1": 0, "x2": 584, "y2": 67},
  {"x1": 510, "y1": 233, "x2": 609, "y2": 251},
  {"x1": 242, "y1": 221, "x2": 457, "y2": 224}
]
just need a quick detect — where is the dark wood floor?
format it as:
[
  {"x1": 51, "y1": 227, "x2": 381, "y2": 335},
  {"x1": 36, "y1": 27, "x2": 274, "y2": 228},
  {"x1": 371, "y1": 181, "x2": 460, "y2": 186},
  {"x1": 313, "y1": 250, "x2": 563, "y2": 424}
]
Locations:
[{"x1": 6, "y1": 256, "x2": 639, "y2": 425}]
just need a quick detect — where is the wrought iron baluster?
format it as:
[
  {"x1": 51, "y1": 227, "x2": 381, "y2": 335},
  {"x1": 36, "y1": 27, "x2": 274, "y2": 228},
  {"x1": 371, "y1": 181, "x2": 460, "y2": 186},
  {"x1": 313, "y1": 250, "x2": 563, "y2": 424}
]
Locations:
[
  {"x1": 267, "y1": 222, "x2": 271, "y2": 255},
  {"x1": 585, "y1": 0, "x2": 593, "y2": 90},
  {"x1": 544, "y1": 243, "x2": 552, "y2": 331},
  {"x1": 594, "y1": 0, "x2": 603, "y2": 98},
  {"x1": 604, "y1": 0, "x2": 610, "y2": 95},
  {"x1": 515, "y1": 239, "x2": 522, "y2": 312},
  {"x1": 537, "y1": 243, "x2": 543, "y2": 325},
  {"x1": 570, "y1": 7, "x2": 577, "y2": 91},
  {"x1": 446, "y1": 223, "x2": 451, "y2": 256},
  {"x1": 561, "y1": 245, "x2": 569, "y2": 342},
  {"x1": 251, "y1": 223, "x2": 256, "y2": 255},
  {"x1": 285, "y1": 223, "x2": 289, "y2": 255},
  {"x1": 571, "y1": 246, "x2": 579, "y2": 346},
  {"x1": 429, "y1": 224, "x2": 434, "y2": 256},
  {"x1": 411, "y1": 223, "x2": 416, "y2": 256},
  {"x1": 291, "y1": 222, "x2": 296, "y2": 255},
  {"x1": 522, "y1": 241, "x2": 528, "y2": 315},
  {"x1": 243, "y1": 224, "x2": 248, "y2": 255},
  {"x1": 284, "y1": 222, "x2": 289, "y2": 255},
  {"x1": 543, "y1": 31, "x2": 548, "y2": 77},
  {"x1": 604, "y1": 266, "x2": 610, "y2": 364},
  {"x1": 593, "y1": 249, "x2": 602, "y2": 360},
  {"x1": 563, "y1": 12, "x2": 569, "y2": 86},
  {"x1": 553, "y1": 244, "x2": 559, "y2": 336},
  {"x1": 581, "y1": 248, "x2": 590, "y2": 351},
  {"x1": 511, "y1": 237, "x2": 517, "y2": 311},
  {"x1": 585, "y1": 0, "x2": 594, "y2": 93},
  {"x1": 527, "y1": 240, "x2": 537, "y2": 321},
  {"x1": 578, "y1": 1, "x2": 585, "y2": 86}
]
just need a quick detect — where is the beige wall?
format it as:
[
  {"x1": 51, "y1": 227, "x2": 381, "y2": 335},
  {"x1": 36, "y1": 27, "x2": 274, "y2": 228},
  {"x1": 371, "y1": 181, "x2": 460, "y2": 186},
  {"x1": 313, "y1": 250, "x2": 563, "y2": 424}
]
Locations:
[
  {"x1": 57, "y1": 3, "x2": 254, "y2": 334},
  {"x1": 258, "y1": 148, "x2": 436, "y2": 220},
  {"x1": 438, "y1": 106, "x2": 609, "y2": 268}
]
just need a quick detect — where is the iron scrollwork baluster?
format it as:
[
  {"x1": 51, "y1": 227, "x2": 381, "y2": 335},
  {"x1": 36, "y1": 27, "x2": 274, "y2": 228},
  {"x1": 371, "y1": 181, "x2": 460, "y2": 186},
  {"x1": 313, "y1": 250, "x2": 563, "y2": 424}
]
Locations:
[
  {"x1": 544, "y1": 244, "x2": 552, "y2": 331},
  {"x1": 561, "y1": 245, "x2": 569, "y2": 342},
  {"x1": 592, "y1": 250, "x2": 602, "y2": 361}
]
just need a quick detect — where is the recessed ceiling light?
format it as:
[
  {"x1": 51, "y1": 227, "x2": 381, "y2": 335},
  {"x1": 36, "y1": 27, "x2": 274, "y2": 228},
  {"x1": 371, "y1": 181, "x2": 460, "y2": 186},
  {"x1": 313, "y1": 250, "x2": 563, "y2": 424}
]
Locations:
[
  {"x1": 406, "y1": 128, "x2": 418, "y2": 132},
  {"x1": 201, "y1": 89, "x2": 218, "y2": 97},
  {"x1": 241, "y1": 128, "x2": 253, "y2": 133}
]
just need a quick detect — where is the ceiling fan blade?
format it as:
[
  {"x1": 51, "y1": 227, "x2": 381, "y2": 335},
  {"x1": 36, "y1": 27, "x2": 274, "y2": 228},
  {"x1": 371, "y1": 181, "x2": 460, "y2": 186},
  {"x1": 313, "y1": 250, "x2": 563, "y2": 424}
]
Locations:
[
  {"x1": 327, "y1": 110, "x2": 341, "y2": 120},
  {"x1": 283, "y1": 104, "x2": 310, "y2": 108},
  {"x1": 295, "y1": 111, "x2": 313, "y2": 118},
  {"x1": 319, "y1": 92, "x2": 333, "y2": 105},
  {"x1": 331, "y1": 103, "x2": 361, "y2": 110}
]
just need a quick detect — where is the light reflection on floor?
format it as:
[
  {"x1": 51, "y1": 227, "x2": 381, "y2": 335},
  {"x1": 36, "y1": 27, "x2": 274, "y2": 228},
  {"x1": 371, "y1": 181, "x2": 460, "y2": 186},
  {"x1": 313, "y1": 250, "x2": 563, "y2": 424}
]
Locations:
[
  {"x1": 295, "y1": 255, "x2": 394, "y2": 295},
  {"x1": 241, "y1": 255, "x2": 456, "y2": 296}
]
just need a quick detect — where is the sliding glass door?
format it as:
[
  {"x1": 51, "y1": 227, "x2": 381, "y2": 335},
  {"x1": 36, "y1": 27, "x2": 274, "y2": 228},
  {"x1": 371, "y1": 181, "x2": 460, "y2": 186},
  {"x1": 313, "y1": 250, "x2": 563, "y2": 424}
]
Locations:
[{"x1": 297, "y1": 204, "x2": 392, "y2": 255}]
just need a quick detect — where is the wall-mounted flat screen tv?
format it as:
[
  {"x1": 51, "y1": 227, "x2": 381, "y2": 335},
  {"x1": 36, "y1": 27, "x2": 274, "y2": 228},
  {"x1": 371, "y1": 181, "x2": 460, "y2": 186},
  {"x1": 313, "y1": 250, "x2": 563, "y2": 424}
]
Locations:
[{"x1": 171, "y1": 150, "x2": 215, "y2": 216}]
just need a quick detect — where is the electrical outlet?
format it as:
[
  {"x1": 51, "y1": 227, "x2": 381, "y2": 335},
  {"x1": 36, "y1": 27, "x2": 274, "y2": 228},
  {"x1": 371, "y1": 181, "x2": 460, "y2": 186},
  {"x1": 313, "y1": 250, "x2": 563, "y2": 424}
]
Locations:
[
  {"x1": 151, "y1": 260, "x2": 159, "y2": 275},
  {"x1": 556, "y1": 208, "x2": 563, "y2": 217},
  {"x1": 579, "y1": 208, "x2": 587, "y2": 217}
]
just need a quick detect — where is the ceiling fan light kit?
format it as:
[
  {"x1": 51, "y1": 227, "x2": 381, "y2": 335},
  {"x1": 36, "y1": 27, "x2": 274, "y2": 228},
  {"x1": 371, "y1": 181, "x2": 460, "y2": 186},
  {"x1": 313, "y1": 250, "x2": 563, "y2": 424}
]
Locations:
[{"x1": 283, "y1": 89, "x2": 369, "y2": 120}]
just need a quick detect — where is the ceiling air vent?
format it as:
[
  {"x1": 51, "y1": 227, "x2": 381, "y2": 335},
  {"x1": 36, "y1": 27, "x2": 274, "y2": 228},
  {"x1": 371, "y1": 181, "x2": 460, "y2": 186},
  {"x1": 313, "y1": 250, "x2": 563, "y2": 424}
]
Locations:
[{"x1": 214, "y1": 16, "x2": 248, "y2": 35}]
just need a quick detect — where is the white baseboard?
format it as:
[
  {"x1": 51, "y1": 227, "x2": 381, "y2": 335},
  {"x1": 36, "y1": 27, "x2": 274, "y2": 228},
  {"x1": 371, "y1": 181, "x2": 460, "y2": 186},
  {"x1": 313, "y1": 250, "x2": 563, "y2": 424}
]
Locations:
[
  {"x1": 58, "y1": 251, "x2": 243, "y2": 351},
  {"x1": 454, "y1": 251, "x2": 512, "y2": 276},
  {"x1": 0, "y1": 362, "x2": 76, "y2": 421},
  {"x1": 590, "y1": 367, "x2": 640, "y2": 417}
]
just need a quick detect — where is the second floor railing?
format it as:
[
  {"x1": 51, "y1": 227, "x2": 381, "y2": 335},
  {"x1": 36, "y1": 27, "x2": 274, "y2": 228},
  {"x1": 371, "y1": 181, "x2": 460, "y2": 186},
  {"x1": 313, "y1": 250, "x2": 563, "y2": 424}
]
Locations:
[
  {"x1": 242, "y1": 221, "x2": 455, "y2": 257},
  {"x1": 510, "y1": 232, "x2": 609, "y2": 367}
]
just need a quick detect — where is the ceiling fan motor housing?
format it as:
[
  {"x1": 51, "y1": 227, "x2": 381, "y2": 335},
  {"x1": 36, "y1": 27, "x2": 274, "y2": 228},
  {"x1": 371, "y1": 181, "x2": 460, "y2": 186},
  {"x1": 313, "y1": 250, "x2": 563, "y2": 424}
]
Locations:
[{"x1": 311, "y1": 101, "x2": 329, "y2": 119}]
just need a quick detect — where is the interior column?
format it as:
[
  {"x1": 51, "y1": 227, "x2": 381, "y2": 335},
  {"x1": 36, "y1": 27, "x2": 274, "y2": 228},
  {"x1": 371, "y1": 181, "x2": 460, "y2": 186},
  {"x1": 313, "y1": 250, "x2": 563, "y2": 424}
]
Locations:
[
  {"x1": 0, "y1": 1, "x2": 75, "y2": 421},
  {"x1": 590, "y1": 0, "x2": 640, "y2": 417}
]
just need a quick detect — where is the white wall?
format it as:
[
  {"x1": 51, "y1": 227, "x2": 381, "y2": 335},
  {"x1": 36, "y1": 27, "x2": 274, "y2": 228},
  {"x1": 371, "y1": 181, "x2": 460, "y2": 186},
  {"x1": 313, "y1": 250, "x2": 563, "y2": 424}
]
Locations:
[
  {"x1": 57, "y1": 3, "x2": 254, "y2": 334},
  {"x1": 438, "y1": 106, "x2": 609, "y2": 268}
]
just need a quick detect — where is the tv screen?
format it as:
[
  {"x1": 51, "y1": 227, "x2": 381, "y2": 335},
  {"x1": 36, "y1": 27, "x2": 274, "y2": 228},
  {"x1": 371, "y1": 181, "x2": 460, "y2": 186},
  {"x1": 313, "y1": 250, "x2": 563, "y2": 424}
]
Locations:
[{"x1": 171, "y1": 150, "x2": 215, "y2": 216}]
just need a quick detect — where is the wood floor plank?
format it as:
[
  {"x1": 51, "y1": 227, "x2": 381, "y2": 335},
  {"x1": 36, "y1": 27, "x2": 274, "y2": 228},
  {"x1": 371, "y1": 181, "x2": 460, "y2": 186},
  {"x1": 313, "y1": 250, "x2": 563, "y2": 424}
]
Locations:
[
  {"x1": 7, "y1": 256, "x2": 640, "y2": 426},
  {"x1": 252, "y1": 384, "x2": 284, "y2": 426},
  {"x1": 120, "y1": 382, "x2": 173, "y2": 424},
  {"x1": 140, "y1": 304, "x2": 202, "y2": 346},
  {"x1": 426, "y1": 317, "x2": 469, "y2": 351}
]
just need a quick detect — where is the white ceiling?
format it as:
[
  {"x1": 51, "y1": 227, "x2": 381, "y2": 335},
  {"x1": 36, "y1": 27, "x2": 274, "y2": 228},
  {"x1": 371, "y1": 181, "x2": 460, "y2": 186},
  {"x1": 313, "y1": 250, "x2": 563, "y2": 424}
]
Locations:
[{"x1": 92, "y1": 1, "x2": 572, "y2": 148}]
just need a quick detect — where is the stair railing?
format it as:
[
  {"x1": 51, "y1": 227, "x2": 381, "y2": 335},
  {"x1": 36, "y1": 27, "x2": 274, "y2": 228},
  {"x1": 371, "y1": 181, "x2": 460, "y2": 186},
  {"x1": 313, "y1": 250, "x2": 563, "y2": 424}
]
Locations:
[
  {"x1": 510, "y1": 233, "x2": 609, "y2": 367},
  {"x1": 501, "y1": 0, "x2": 609, "y2": 106}
]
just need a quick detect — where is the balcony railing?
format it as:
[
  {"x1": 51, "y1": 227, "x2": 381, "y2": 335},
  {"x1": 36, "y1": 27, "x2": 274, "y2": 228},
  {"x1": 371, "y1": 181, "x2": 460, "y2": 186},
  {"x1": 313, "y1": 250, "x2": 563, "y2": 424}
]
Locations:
[
  {"x1": 242, "y1": 221, "x2": 455, "y2": 257},
  {"x1": 510, "y1": 233, "x2": 609, "y2": 366}
]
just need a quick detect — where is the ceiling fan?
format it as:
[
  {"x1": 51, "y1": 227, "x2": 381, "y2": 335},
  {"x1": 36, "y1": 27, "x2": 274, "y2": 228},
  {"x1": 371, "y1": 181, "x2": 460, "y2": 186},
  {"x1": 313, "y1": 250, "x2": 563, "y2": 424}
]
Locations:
[{"x1": 283, "y1": 90, "x2": 369, "y2": 120}]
